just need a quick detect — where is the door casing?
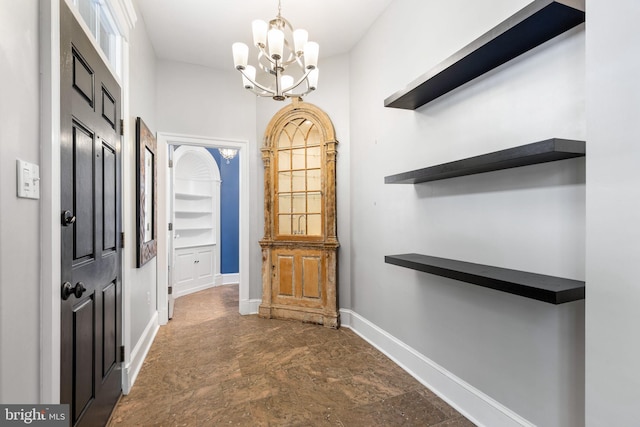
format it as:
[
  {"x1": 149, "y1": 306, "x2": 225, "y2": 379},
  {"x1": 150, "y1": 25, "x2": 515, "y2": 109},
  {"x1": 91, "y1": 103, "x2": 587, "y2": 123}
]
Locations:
[
  {"x1": 39, "y1": 0, "x2": 134, "y2": 404},
  {"x1": 156, "y1": 133, "x2": 252, "y2": 324}
]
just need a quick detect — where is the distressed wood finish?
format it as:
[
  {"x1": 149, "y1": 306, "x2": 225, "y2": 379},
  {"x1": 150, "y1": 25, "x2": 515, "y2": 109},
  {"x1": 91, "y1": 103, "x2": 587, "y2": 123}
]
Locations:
[{"x1": 259, "y1": 100, "x2": 339, "y2": 328}]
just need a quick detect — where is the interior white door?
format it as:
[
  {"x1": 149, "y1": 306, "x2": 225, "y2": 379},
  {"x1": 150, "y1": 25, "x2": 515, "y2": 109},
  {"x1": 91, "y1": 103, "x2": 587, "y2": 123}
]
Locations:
[{"x1": 168, "y1": 144, "x2": 175, "y2": 319}]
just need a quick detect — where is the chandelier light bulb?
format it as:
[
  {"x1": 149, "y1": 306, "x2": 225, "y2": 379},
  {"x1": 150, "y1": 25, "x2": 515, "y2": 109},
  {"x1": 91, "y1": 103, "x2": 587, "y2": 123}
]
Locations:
[
  {"x1": 252, "y1": 20, "x2": 268, "y2": 47},
  {"x1": 308, "y1": 68, "x2": 319, "y2": 90},
  {"x1": 267, "y1": 28, "x2": 284, "y2": 60},
  {"x1": 232, "y1": 42, "x2": 248, "y2": 70},
  {"x1": 293, "y1": 29, "x2": 308, "y2": 54},
  {"x1": 304, "y1": 41, "x2": 319, "y2": 69}
]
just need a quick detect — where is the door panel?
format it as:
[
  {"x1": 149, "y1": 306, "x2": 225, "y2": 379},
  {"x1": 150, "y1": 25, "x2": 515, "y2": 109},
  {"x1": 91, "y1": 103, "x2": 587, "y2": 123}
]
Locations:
[
  {"x1": 102, "y1": 281, "x2": 117, "y2": 377},
  {"x1": 102, "y1": 143, "x2": 117, "y2": 251},
  {"x1": 72, "y1": 48, "x2": 94, "y2": 107},
  {"x1": 302, "y1": 256, "x2": 321, "y2": 299},
  {"x1": 196, "y1": 247, "x2": 214, "y2": 281},
  {"x1": 175, "y1": 250, "x2": 196, "y2": 285},
  {"x1": 73, "y1": 297, "x2": 95, "y2": 422},
  {"x1": 276, "y1": 255, "x2": 294, "y2": 296},
  {"x1": 73, "y1": 122, "x2": 95, "y2": 262},
  {"x1": 60, "y1": 1, "x2": 122, "y2": 425},
  {"x1": 101, "y1": 87, "x2": 116, "y2": 128}
]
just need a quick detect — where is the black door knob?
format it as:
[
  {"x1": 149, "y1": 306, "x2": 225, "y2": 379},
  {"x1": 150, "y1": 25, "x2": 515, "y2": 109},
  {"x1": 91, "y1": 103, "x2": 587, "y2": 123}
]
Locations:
[
  {"x1": 62, "y1": 210, "x2": 76, "y2": 226},
  {"x1": 62, "y1": 281, "x2": 87, "y2": 300}
]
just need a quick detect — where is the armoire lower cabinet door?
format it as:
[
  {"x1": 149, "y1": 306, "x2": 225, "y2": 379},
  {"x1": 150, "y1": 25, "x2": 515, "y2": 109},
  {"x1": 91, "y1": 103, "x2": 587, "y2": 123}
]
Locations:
[{"x1": 272, "y1": 248, "x2": 326, "y2": 310}]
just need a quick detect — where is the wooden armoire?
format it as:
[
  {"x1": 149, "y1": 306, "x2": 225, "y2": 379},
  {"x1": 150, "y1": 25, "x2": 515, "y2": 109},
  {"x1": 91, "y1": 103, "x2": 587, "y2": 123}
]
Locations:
[{"x1": 259, "y1": 99, "x2": 339, "y2": 328}]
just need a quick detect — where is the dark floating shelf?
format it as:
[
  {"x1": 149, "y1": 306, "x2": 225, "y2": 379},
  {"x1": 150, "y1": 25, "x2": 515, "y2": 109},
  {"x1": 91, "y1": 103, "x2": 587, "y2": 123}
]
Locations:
[
  {"x1": 384, "y1": 139, "x2": 585, "y2": 184},
  {"x1": 385, "y1": 253, "x2": 585, "y2": 304},
  {"x1": 384, "y1": 0, "x2": 585, "y2": 110}
]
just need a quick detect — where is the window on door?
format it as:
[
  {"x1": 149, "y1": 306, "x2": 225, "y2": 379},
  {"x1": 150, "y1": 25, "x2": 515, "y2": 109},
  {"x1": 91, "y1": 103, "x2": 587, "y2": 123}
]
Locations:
[{"x1": 72, "y1": 0, "x2": 121, "y2": 76}]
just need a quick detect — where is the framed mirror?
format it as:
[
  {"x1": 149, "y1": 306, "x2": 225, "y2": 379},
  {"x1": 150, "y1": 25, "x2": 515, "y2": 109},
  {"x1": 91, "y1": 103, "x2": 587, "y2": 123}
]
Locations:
[{"x1": 136, "y1": 117, "x2": 157, "y2": 267}]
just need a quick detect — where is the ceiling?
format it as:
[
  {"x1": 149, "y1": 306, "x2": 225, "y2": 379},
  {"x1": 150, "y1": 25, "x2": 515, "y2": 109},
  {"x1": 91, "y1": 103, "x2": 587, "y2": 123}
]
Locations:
[{"x1": 136, "y1": 0, "x2": 394, "y2": 70}]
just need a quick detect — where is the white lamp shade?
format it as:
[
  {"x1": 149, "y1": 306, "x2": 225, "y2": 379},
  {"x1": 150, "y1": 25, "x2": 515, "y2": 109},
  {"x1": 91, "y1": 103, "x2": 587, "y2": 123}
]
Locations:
[
  {"x1": 242, "y1": 65, "x2": 256, "y2": 89},
  {"x1": 281, "y1": 75, "x2": 294, "y2": 93},
  {"x1": 267, "y1": 28, "x2": 284, "y2": 60},
  {"x1": 232, "y1": 42, "x2": 248, "y2": 69},
  {"x1": 252, "y1": 20, "x2": 267, "y2": 47},
  {"x1": 307, "y1": 68, "x2": 319, "y2": 90},
  {"x1": 293, "y1": 29, "x2": 308, "y2": 54},
  {"x1": 304, "y1": 41, "x2": 319, "y2": 69}
]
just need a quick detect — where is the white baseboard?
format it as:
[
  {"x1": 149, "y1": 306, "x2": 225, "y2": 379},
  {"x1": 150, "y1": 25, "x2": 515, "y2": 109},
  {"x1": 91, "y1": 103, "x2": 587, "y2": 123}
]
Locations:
[
  {"x1": 123, "y1": 311, "x2": 159, "y2": 394},
  {"x1": 239, "y1": 298, "x2": 261, "y2": 315},
  {"x1": 222, "y1": 273, "x2": 240, "y2": 285},
  {"x1": 339, "y1": 309, "x2": 533, "y2": 427}
]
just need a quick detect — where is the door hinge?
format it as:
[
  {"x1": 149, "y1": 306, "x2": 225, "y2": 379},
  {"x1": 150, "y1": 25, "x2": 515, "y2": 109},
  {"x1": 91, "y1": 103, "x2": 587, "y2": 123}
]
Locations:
[
  {"x1": 168, "y1": 286, "x2": 173, "y2": 295},
  {"x1": 120, "y1": 346, "x2": 125, "y2": 360},
  {"x1": 168, "y1": 222, "x2": 173, "y2": 231},
  {"x1": 168, "y1": 159, "x2": 173, "y2": 168},
  {"x1": 120, "y1": 119, "x2": 124, "y2": 136},
  {"x1": 121, "y1": 232, "x2": 125, "y2": 248}
]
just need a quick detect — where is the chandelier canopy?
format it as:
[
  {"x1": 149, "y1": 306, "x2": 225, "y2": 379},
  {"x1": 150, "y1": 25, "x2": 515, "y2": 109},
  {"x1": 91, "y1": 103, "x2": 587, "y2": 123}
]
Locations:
[{"x1": 232, "y1": 0, "x2": 319, "y2": 101}]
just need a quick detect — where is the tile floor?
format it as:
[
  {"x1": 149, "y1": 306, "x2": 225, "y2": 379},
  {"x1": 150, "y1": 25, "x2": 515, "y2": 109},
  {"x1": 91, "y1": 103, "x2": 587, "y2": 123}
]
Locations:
[{"x1": 108, "y1": 285, "x2": 474, "y2": 426}]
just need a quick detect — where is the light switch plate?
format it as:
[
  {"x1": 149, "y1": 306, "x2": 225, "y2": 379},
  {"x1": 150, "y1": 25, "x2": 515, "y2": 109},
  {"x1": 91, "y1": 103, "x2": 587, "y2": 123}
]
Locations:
[{"x1": 16, "y1": 159, "x2": 40, "y2": 199}]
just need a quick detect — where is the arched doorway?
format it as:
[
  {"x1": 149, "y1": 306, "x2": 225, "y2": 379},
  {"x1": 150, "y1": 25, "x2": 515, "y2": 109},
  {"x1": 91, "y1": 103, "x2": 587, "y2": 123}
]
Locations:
[
  {"x1": 157, "y1": 134, "x2": 251, "y2": 325},
  {"x1": 171, "y1": 146, "x2": 222, "y2": 304}
]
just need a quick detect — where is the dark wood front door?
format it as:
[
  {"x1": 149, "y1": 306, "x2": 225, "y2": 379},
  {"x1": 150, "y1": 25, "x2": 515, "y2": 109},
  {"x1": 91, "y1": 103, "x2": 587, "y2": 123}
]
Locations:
[{"x1": 60, "y1": 2, "x2": 122, "y2": 425}]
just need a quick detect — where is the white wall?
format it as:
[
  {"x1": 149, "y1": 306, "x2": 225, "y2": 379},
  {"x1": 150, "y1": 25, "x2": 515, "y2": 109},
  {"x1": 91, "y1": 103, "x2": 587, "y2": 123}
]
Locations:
[
  {"x1": 155, "y1": 61, "x2": 261, "y2": 297},
  {"x1": 8, "y1": 2, "x2": 639, "y2": 424},
  {"x1": 0, "y1": 0, "x2": 41, "y2": 403},
  {"x1": 585, "y1": 1, "x2": 640, "y2": 425},
  {"x1": 255, "y1": 53, "x2": 352, "y2": 309},
  {"x1": 125, "y1": 1, "x2": 158, "y2": 352},
  {"x1": 349, "y1": 0, "x2": 585, "y2": 425}
]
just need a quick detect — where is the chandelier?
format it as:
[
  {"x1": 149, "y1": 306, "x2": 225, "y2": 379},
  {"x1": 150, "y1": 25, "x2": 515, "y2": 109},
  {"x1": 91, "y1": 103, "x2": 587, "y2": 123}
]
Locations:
[
  {"x1": 232, "y1": 0, "x2": 319, "y2": 101},
  {"x1": 218, "y1": 148, "x2": 238, "y2": 164}
]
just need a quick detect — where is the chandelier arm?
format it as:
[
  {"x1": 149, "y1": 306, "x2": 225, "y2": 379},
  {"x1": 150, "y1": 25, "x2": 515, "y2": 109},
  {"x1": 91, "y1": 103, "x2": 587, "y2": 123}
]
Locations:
[
  {"x1": 249, "y1": 89, "x2": 276, "y2": 97},
  {"x1": 238, "y1": 68, "x2": 276, "y2": 95},
  {"x1": 280, "y1": 53, "x2": 303, "y2": 68},
  {"x1": 282, "y1": 67, "x2": 313, "y2": 92},
  {"x1": 285, "y1": 83, "x2": 315, "y2": 99},
  {"x1": 256, "y1": 45, "x2": 278, "y2": 67}
]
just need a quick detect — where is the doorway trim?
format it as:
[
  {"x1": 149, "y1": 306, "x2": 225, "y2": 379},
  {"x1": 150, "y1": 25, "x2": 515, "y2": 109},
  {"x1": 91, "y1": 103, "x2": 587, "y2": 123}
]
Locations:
[
  {"x1": 157, "y1": 133, "x2": 251, "y2": 324},
  {"x1": 40, "y1": 0, "x2": 135, "y2": 404}
]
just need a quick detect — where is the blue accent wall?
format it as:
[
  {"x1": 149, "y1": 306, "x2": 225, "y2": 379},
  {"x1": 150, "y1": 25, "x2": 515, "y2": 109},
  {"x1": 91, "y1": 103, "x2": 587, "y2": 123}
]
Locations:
[{"x1": 207, "y1": 148, "x2": 239, "y2": 274}]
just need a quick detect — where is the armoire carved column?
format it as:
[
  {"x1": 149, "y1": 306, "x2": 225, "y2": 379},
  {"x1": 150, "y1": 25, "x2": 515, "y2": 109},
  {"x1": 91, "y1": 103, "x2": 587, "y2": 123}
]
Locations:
[{"x1": 259, "y1": 99, "x2": 339, "y2": 328}]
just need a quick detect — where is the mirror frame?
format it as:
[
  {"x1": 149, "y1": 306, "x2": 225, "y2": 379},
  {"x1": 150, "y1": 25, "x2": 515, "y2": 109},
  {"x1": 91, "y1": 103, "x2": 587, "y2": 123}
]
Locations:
[{"x1": 135, "y1": 117, "x2": 157, "y2": 267}]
